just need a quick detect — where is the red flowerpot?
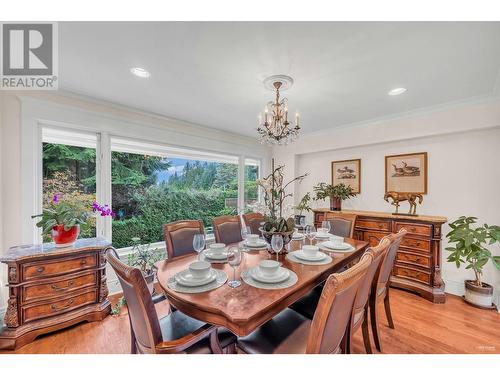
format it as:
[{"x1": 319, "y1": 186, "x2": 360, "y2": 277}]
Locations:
[
  {"x1": 330, "y1": 197, "x2": 342, "y2": 211},
  {"x1": 51, "y1": 224, "x2": 80, "y2": 247}
]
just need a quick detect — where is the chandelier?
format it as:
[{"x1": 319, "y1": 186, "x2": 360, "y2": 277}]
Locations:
[{"x1": 257, "y1": 75, "x2": 300, "y2": 145}]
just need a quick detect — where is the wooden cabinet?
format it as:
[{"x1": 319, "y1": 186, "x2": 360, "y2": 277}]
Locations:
[
  {"x1": 313, "y1": 209, "x2": 447, "y2": 303},
  {"x1": 0, "y1": 238, "x2": 111, "y2": 350}
]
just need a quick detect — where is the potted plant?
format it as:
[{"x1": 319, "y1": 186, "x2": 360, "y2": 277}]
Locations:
[
  {"x1": 255, "y1": 160, "x2": 307, "y2": 253},
  {"x1": 127, "y1": 237, "x2": 165, "y2": 293},
  {"x1": 32, "y1": 194, "x2": 114, "y2": 247},
  {"x1": 294, "y1": 192, "x2": 312, "y2": 227},
  {"x1": 446, "y1": 216, "x2": 500, "y2": 308},
  {"x1": 313, "y1": 182, "x2": 356, "y2": 211}
]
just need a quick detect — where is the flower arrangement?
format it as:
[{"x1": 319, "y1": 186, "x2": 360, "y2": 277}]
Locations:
[
  {"x1": 32, "y1": 194, "x2": 114, "y2": 246},
  {"x1": 313, "y1": 182, "x2": 356, "y2": 211},
  {"x1": 256, "y1": 160, "x2": 307, "y2": 239}
]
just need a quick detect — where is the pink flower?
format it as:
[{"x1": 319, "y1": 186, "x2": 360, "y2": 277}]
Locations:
[{"x1": 52, "y1": 194, "x2": 60, "y2": 204}]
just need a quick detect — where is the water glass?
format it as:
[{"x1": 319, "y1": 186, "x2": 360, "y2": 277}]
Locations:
[
  {"x1": 305, "y1": 225, "x2": 316, "y2": 245},
  {"x1": 193, "y1": 233, "x2": 205, "y2": 260},
  {"x1": 271, "y1": 234, "x2": 284, "y2": 262},
  {"x1": 241, "y1": 226, "x2": 251, "y2": 241},
  {"x1": 227, "y1": 247, "x2": 243, "y2": 288},
  {"x1": 321, "y1": 220, "x2": 331, "y2": 234}
]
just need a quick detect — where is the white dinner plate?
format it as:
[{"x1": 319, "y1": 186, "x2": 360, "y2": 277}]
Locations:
[
  {"x1": 320, "y1": 242, "x2": 354, "y2": 252},
  {"x1": 315, "y1": 232, "x2": 331, "y2": 239},
  {"x1": 244, "y1": 239, "x2": 268, "y2": 248},
  {"x1": 249, "y1": 267, "x2": 290, "y2": 284},
  {"x1": 203, "y1": 250, "x2": 229, "y2": 260},
  {"x1": 293, "y1": 250, "x2": 327, "y2": 262},
  {"x1": 292, "y1": 233, "x2": 305, "y2": 240},
  {"x1": 174, "y1": 269, "x2": 217, "y2": 287}
]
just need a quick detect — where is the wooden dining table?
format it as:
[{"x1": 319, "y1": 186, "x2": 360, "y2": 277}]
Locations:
[{"x1": 156, "y1": 237, "x2": 369, "y2": 337}]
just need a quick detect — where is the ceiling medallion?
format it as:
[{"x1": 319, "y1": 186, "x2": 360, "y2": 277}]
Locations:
[{"x1": 257, "y1": 75, "x2": 300, "y2": 145}]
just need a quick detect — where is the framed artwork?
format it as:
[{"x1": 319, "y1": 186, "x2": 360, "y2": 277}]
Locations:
[
  {"x1": 385, "y1": 152, "x2": 428, "y2": 194},
  {"x1": 331, "y1": 158, "x2": 361, "y2": 193}
]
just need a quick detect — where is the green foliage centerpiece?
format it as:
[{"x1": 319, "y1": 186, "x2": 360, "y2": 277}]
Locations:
[
  {"x1": 256, "y1": 160, "x2": 307, "y2": 252},
  {"x1": 313, "y1": 182, "x2": 356, "y2": 211}
]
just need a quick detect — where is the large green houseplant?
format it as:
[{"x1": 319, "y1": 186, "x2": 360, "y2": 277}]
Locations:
[
  {"x1": 446, "y1": 216, "x2": 500, "y2": 308},
  {"x1": 313, "y1": 182, "x2": 356, "y2": 211},
  {"x1": 294, "y1": 192, "x2": 312, "y2": 226}
]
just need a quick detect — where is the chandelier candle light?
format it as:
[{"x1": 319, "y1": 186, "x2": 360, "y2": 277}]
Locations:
[{"x1": 257, "y1": 75, "x2": 301, "y2": 145}]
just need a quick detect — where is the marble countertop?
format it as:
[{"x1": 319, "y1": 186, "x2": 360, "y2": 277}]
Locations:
[{"x1": 0, "y1": 237, "x2": 112, "y2": 262}]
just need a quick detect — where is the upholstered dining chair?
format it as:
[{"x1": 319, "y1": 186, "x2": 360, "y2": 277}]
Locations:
[
  {"x1": 325, "y1": 212, "x2": 357, "y2": 238},
  {"x1": 344, "y1": 237, "x2": 391, "y2": 354},
  {"x1": 236, "y1": 252, "x2": 372, "y2": 354},
  {"x1": 163, "y1": 220, "x2": 205, "y2": 259},
  {"x1": 370, "y1": 228, "x2": 407, "y2": 352},
  {"x1": 212, "y1": 215, "x2": 243, "y2": 244},
  {"x1": 106, "y1": 248, "x2": 236, "y2": 354},
  {"x1": 242, "y1": 212, "x2": 264, "y2": 235}
]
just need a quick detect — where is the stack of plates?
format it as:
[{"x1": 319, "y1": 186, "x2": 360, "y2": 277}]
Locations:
[
  {"x1": 174, "y1": 269, "x2": 218, "y2": 287},
  {"x1": 292, "y1": 233, "x2": 305, "y2": 240},
  {"x1": 292, "y1": 250, "x2": 328, "y2": 262},
  {"x1": 320, "y1": 241, "x2": 354, "y2": 252},
  {"x1": 315, "y1": 232, "x2": 331, "y2": 239},
  {"x1": 244, "y1": 239, "x2": 268, "y2": 248},
  {"x1": 203, "y1": 249, "x2": 229, "y2": 260},
  {"x1": 248, "y1": 267, "x2": 290, "y2": 284}
]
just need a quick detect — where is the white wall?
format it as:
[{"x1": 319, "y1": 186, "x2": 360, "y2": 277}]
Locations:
[
  {"x1": 273, "y1": 98, "x2": 500, "y2": 308},
  {"x1": 0, "y1": 91, "x2": 271, "y2": 316}
]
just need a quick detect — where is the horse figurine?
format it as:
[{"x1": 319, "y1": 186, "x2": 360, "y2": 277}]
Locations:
[{"x1": 384, "y1": 191, "x2": 423, "y2": 216}]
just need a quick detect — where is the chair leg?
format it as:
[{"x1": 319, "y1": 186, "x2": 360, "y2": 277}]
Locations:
[
  {"x1": 361, "y1": 309, "x2": 372, "y2": 354},
  {"x1": 370, "y1": 295, "x2": 382, "y2": 352},
  {"x1": 384, "y1": 288, "x2": 395, "y2": 329},
  {"x1": 128, "y1": 315, "x2": 138, "y2": 354},
  {"x1": 209, "y1": 329, "x2": 223, "y2": 354}
]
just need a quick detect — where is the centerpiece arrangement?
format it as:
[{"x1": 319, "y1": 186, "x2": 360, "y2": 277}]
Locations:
[
  {"x1": 255, "y1": 160, "x2": 307, "y2": 253},
  {"x1": 32, "y1": 194, "x2": 115, "y2": 247},
  {"x1": 313, "y1": 182, "x2": 356, "y2": 211}
]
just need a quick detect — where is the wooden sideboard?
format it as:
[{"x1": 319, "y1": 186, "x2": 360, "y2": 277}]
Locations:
[
  {"x1": 0, "y1": 238, "x2": 111, "y2": 350},
  {"x1": 313, "y1": 209, "x2": 447, "y2": 303}
]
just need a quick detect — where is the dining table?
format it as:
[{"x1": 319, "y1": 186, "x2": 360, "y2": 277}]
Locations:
[{"x1": 156, "y1": 237, "x2": 369, "y2": 337}]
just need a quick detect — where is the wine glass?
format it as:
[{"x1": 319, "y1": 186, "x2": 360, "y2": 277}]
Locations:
[
  {"x1": 227, "y1": 246, "x2": 243, "y2": 288},
  {"x1": 241, "y1": 226, "x2": 250, "y2": 241},
  {"x1": 321, "y1": 220, "x2": 331, "y2": 234},
  {"x1": 305, "y1": 225, "x2": 316, "y2": 245},
  {"x1": 271, "y1": 234, "x2": 284, "y2": 262},
  {"x1": 193, "y1": 233, "x2": 205, "y2": 260}
]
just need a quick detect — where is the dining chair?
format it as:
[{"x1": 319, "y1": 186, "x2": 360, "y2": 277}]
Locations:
[
  {"x1": 242, "y1": 212, "x2": 264, "y2": 235},
  {"x1": 370, "y1": 228, "x2": 407, "y2": 352},
  {"x1": 212, "y1": 215, "x2": 243, "y2": 244},
  {"x1": 106, "y1": 248, "x2": 236, "y2": 354},
  {"x1": 236, "y1": 252, "x2": 372, "y2": 354},
  {"x1": 163, "y1": 220, "x2": 205, "y2": 259},
  {"x1": 344, "y1": 237, "x2": 391, "y2": 354},
  {"x1": 324, "y1": 212, "x2": 357, "y2": 238}
]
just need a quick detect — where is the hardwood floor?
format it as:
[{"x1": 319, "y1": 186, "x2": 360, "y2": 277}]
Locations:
[{"x1": 1, "y1": 288, "x2": 499, "y2": 354}]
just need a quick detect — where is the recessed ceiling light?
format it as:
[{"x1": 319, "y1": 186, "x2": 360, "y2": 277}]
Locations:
[
  {"x1": 388, "y1": 87, "x2": 407, "y2": 96},
  {"x1": 130, "y1": 67, "x2": 150, "y2": 78}
]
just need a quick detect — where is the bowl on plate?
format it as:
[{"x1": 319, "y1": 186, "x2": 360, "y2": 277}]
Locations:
[
  {"x1": 188, "y1": 261, "x2": 211, "y2": 279},
  {"x1": 258, "y1": 260, "x2": 280, "y2": 277},
  {"x1": 246, "y1": 234, "x2": 259, "y2": 245},
  {"x1": 209, "y1": 243, "x2": 226, "y2": 254},
  {"x1": 302, "y1": 244, "x2": 320, "y2": 258},
  {"x1": 330, "y1": 236, "x2": 344, "y2": 246}
]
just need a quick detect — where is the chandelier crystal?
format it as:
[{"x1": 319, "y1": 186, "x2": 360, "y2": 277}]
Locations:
[{"x1": 257, "y1": 76, "x2": 300, "y2": 145}]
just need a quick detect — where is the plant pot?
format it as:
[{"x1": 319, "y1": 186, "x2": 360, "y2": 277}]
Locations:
[
  {"x1": 261, "y1": 230, "x2": 294, "y2": 255},
  {"x1": 294, "y1": 215, "x2": 306, "y2": 227},
  {"x1": 464, "y1": 280, "x2": 494, "y2": 308},
  {"x1": 51, "y1": 224, "x2": 80, "y2": 247},
  {"x1": 143, "y1": 270, "x2": 155, "y2": 295},
  {"x1": 330, "y1": 197, "x2": 342, "y2": 211}
]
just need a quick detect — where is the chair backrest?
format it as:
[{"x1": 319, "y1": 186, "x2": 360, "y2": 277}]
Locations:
[
  {"x1": 163, "y1": 220, "x2": 205, "y2": 259},
  {"x1": 106, "y1": 248, "x2": 162, "y2": 354},
  {"x1": 306, "y1": 252, "x2": 372, "y2": 354},
  {"x1": 325, "y1": 212, "x2": 357, "y2": 238},
  {"x1": 212, "y1": 215, "x2": 243, "y2": 244},
  {"x1": 242, "y1": 212, "x2": 265, "y2": 235},
  {"x1": 352, "y1": 237, "x2": 391, "y2": 320},
  {"x1": 377, "y1": 229, "x2": 407, "y2": 288}
]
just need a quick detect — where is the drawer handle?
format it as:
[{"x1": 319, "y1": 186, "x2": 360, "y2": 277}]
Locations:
[
  {"x1": 36, "y1": 266, "x2": 45, "y2": 273},
  {"x1": 409, "y1": 227, "x2": 416, "y2": 232},
  {"x1": 51, "y1": 280, "x2": 75, "y2": 292},
  {"x1": 80, "y1": 259, "x2": 87, "y2": 265},
  {"x1": 51, "y1": 298, "x2": 74, "y2": 312},
  {"x1": 378, "y1": 224, "x2": 385, "y2": 229}
]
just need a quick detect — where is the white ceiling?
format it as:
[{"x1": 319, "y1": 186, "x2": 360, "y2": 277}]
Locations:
[{"x1": 59, "y1": 22, "x2": 500, "y2": 137}]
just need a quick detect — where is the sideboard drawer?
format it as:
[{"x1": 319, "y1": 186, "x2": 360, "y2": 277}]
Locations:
[
  {"x1": 23, "y1": 255, "x2": 97, "y2": 280},
  {"x1": 395, "y1": 222, "x2": 432, "y2": 237},
  {"x1": 22, "y1": 272, "x2": 97, "y2": 303},
  {"x1": 396, "y1": 251, "x2": 431, "y2": 268},
  {"x1": 400, "y1": 237, "x2": 431, "y2": 252},
  {"x1": 393, "y1": 265, "x2": 431, "y2": 285},
  {"x1": 22, "y1": 289, "x2": 97, "y2": 323},
  {"x1": 356, "y1": 219, "x2": 391, "y2": 232},
  {"x1": 362, "y1": 231, "x2": 388, "y2": 247}
]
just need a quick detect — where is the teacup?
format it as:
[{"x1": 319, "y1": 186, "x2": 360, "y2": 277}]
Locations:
[
  {"x1": 302, "y1": 245, "x2": 319, "y2": 257},
  {"x1": 188, "y1": 261, "x2": 211, "y2": 279},
  {"x1": 331, "y1": 236, "x2": 344, "y2": 246},
  {"x1": 247, "y1": 234, "x2": 259, "y2": 244},
  {"x1": 209, "y1": 243, "x2": 226, "y2": 254},
  {"x1": 258, "y1": 260, "x2": 280, "y2": 277}
]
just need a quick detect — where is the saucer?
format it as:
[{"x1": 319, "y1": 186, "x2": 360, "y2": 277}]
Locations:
[
  {"x1": 293, "y1": 250, "x2": 327, "y2": 262},
  {"x1": 244, "y1": 239, "x2": 268, "y2": 248},
  {"x1": 204, "y1": 250, "x2": 229, "y2": 260},
  {"x1": 249, "y1": 267, "x2": 290, "y2": 284},
  {"x1": 174, "y1": 269, "x2": 217, "y2": 287}
]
